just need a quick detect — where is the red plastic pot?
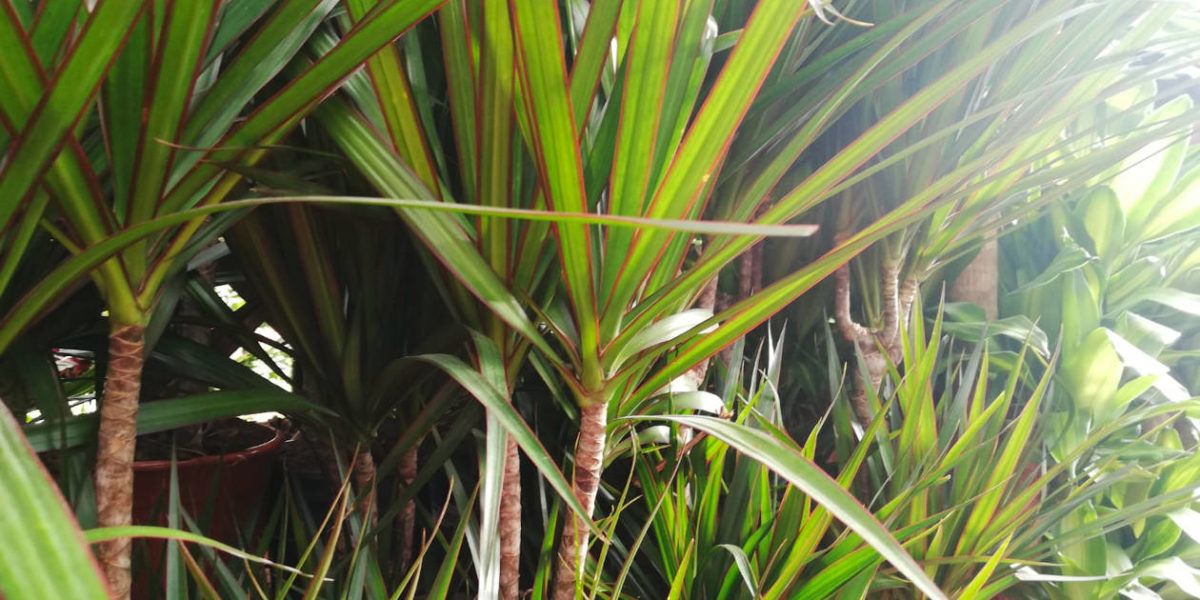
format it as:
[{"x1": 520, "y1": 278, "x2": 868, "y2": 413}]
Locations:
[{"x1": 130, "y1": 423, "x2": 282, "y2": 599}]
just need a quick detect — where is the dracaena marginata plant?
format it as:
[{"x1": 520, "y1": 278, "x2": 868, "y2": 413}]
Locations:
[
  {"x1": 0, "y1": 0, "x2": 446, "y2": 595},
  {"x1": 302, "y1": 0, "x2": 1200, "y2": 597},
  {"x1": 307, "y1": 0, "x2": 947, "y2": 597},
  {"x1": 224, "y1": 196, "x2": 467, "y2": 574}
]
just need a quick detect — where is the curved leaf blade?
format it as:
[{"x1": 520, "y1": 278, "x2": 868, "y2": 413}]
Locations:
[{"x1": 0, "y1": 402, "x2": 111, "y2": 600}]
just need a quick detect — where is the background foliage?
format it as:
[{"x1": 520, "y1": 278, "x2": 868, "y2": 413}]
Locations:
[{"x1": 1, "y1": 1, "x2": 1200, "y2": 599}]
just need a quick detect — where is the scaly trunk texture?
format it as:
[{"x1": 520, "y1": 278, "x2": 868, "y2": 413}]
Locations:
[
  {"x1": 950, "y1": 239, "x2": 998, "y2": 320},
  {"x1": 499, "y1": 435, "x2": 522, "y2": 600},
  {"x1": 352, "y1": 449, "x2": 378, "y2": 528},
  {"x1": 397, "y1": 446, "x2": 418, "y2": 571},
  {"x1": 834, "y1": 257, "x2": 878, "y2": 427},
  {"x1": 686, "y1": 276, "x2": 719, "y2": 388},
  {"x1": 96, "y1": 323, "x2": 146, "y2": 600},
  {"x1": 551, "y1": 402, "x2": 608, "y2": 600}
]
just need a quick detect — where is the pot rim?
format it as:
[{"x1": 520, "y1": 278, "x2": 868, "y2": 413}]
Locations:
[{"x1": 133, "y1": 422, "x2": 282, "y2": 471}]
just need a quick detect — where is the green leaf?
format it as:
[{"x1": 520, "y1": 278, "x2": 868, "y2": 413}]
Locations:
[
  {"x1": 599, "y1": 0, "x2": 680, "y2": 301},
  {"x1": 608, "y1": 0, "x2": 808, "y2": 332},
  {"x1": 24, "y1": 390, "x2": 330, "y2": 453},
  {"x1": 1166, "y1": 508, "x2": 1200, "y2": 546},
  {"x1": 1141, "y1": 558, "x2": 1200, "y2": 598},
  {"x1": 510, "y1": 0, "x2": 602, "y2": 386},
  {"x1": 606, "y1": 308, "x2": 714, "y2": 371},
  {"x1": 1061, "y1": 269, "x2": 1101, "y2": 350},
  {"x1": 635, "y1": 415, "x2": 949, "y2": 600},
  {"x1": 84, "y1": 525, "x2": 315, "y2": 578},
  {"x1": 0, "y1": 0, "x2": 142, "y2": 233},
  {"x1": 956, "y1": 535, "x2": 1012, "y2": 600},
  {"x1": 1113, "y1": 96, "x2": 1192, "y2": 231},
  {"x1": 718, "y1": 543, "x2": 759, "y2": 596},
  {"x1": 1105, "y1": 329, "x2": 1189, "y2": 403},
  {"x1": 1119, "y1": 287, "x2": 1200, "y2": 317},
  {"x1": 427, "y1": 488, "x2": 472, "y2": 599},
  {"x1": 1079, "y1": 186, "x2": 1124, "y2": 261},
  {"x1": 344, "y1": 0, "x2": 440, "y2": 194},
  {"x1": 940, "y1": 314, "x2": 1051, "y2": 357},
  {"x1": 1060, "y1": 328, "x2": 1123, "y2": 419},
  {"x1": 160, "y1": 0, "x2": 445, "y2": 215},
  {"x1": 1115, "y1": 312, "x2": 1180, "y2": 358},
  {"x1": 28, "y1": 0, "x2": 82, "y2": 66},
  {"x1": 640, "y1": 391, "x2": 725, "y2": 415},
  {"x1": 1141, "y1": 165, "x2": 1200, "y2": 242},
  {"x1": 127, "y1": 0, "x2": 220, "y2": 226},
  {"x1": 182, "y1": 0, "x2": 339, "y2": 155},
  {"x1": 0, "y1": 402, "x2": 111, "y2": 600},
  {"x1": 415, "y1": 353, "x2": 602, "y2": 536}
]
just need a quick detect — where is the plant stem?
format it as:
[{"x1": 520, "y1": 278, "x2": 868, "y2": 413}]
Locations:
[
  {"x1": 834, "y1": 243, "x2": 919, "y2": 427},
  {"x1": 500, "y1": 435, "x2": 522, "y2": 600},
  {"x1": 397, "y1": 446, "x2": 418, "y2": 571},
  {"x1": 551, "y1": 402, "x2": 608, "y2": 600},
  {"x1": 834, "y1": 249, "x2": 872, "y2": 344},
  {"x1": 95, "y1": 322, "x2": 145, "y2": 600},
  {"x1": 950, "y1": 239, "x2": 998, "y2": 320},
  {"x1": 352, "y1": 449, "x2": 378, "y2": 529}
]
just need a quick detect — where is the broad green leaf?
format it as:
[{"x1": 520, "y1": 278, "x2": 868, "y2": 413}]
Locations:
[
  {"x1": 1113, "y1": 96, "x2": 1192, "y2": 231},
  {"x1": 1141, "y1": 558, "x2": 1200, "y2": 598},
  {"x1": 1079, "y1": 186, "x2": 1124, "y2": 261},
  {"x1": 1107, "y1": 257, "x2": 1168, "y2": 309},
  {"x1": 1119, "y1": 287, "x2": 1200, "y2": 318},
  {"x1": 1105, "y1": 329, "x2": 1190, "y2": 404},
  {"x1": 1061, "y1": 269, "x2": 1101, "y2": 350},
  {"x1": 1141, "y1": 165, "x2": 1200, "y2": 242},
  {"x1": 1167, "y1": 508, "x2": 1200, "y2": 546},
  {"x1": 1115, "y1": 312, "x2": 1180, "y2": 358},
  {"x1": 1060, "y1": 328, "x2": 1123, "y2": 418},
  {"x1": 940, "y1": 315, "x2": 1050, "y2": 357},
  {"x1": 0, "y1": 402, "x2": 110, "y2": 600},
  {"x1": 605, "y1": 308, "x2": 715, "y2": 371},
  {"x1": 641, "y1": 391, "x2": 725, "y2": 415}
]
